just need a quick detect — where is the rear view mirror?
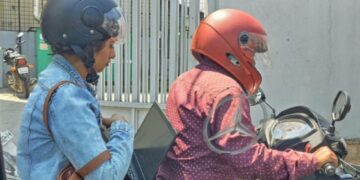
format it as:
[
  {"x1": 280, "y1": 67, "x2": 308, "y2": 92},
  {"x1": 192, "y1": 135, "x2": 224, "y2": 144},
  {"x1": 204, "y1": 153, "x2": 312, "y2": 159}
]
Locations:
[
  {"x1": 15, "y1": 32, "x2": 25, "y2": 45},
  {"x1": 17, "y1": 32, "x2": 24, "y2": 38},
  {"x1": 331, "y1": 90, "x2": 351, "y2": 122}
]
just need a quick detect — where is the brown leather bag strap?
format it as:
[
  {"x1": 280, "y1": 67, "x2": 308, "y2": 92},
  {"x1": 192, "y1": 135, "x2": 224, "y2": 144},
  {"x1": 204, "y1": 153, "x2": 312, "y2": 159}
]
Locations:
[
  {"x1": 43, "y1": 80, "x2": 111, "y2": 179},
  {"x1": 70, "y1": 150, "x2": 112, "y2": 179},
  {"x1": 42, "y1": 80, "x2": 78, "y2": 137}
]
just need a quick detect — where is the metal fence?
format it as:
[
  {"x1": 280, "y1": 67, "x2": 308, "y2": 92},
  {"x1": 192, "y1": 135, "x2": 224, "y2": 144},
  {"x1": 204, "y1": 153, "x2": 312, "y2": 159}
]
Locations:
[
  {"x1": 97, "y1": 0, "x2": 210, "y2": 106},
  {"x1": 0, "y1": 0, "x2": 211, "y2": 105},
  {"x1": 0, "y1": 0, "x2": 46, "y2": 32}
]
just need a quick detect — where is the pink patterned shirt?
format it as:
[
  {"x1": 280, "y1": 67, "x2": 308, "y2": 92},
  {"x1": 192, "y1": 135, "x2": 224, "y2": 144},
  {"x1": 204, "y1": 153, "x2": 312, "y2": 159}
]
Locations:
[{"x1": 156, "y1": 61, "x2": 318, "y2": 180}]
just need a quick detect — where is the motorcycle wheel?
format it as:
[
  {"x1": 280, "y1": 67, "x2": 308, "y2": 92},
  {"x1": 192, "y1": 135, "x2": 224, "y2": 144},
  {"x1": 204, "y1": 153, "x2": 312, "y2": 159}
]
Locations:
[{"x1": 16, "y1": 76, "x2": 30, "y2": 99}]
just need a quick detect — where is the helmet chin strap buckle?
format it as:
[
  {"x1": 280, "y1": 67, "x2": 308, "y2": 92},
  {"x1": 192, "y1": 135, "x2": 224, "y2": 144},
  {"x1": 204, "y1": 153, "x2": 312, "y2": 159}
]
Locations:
[{"x1": 86, "y1": 68, "x2": 99, "y2": 85}]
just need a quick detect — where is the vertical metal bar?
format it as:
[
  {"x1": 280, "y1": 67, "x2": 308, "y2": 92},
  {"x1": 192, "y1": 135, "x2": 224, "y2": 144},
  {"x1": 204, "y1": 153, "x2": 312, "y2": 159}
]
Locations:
[
  {"x1": 160, "y1": 0, "x2": 165, "y2": 103},
  {"x1": 140, "y1": 0, "x2": 144, "y2": 102},
  {"x1": 120, "y1": 0, "x2": 127, "y2": 102},
  {"x1": 110, "y1": 62, "x2": 114, "y2": 101},
  {"x1": 115, "y1": 0, "x2": 123, "y2": 102},
  {"x1": 17, "y1": 0, "x2": 22, "y2": 52},
  {"x1": 179, "y1": 0, "x2": 184, "y2": 76},
  {"x1": 17, "y1": 0, "x2": 21, "y2": 32},
  {"x1": 114, "y1": 57, "x2": 121, "y2": 101},
  {"x1": 106, "y1": 63, "x2": 112, "y2": 101},
  {"x1": 169, "y1": 0, "x2": 179, "y2": 85},
  {"x1": 124, "y1": 48, "x2": 129, "y2": 102},
  {"x1": 143, "y1": 0, "x2": 149, "y2": 102},
  {"x1": 178, "y1": 0, "x2": 183, "y2": 75},
  {"x1": 114, "y1": 42, "x2": 121, "y2": 101},
  {"x1": 139, "y1": 0, "x2": 144, "y2": 103},
  {"x1": 125, "y1": 1, "x2": 133, "y2": 102},
  {"x1": 122, "y1": 0, "x2": 127, "y2": 102},
  {"x1": 150, "y1": 0, "x2": 159, "y2": 102},
  {"x1": 102, "y1": 68, "x2": 107, "y2": 101},
  {"x1": 139, "y1": 0, "x2": 145, "y2": 103},
  {"x1": 180, "y1": 0, "x2": 187, "y2": 74},
  {"x1": 131, "y1": 0, "x2": 140, "y2": 103},
  {"x1": 119, "y1": 46, "x2": 124, "y2": 102},
  {"x1": 188, "y1": 0, "x2": 200, "y2": 70},
  {"x1": 162, "y1": 0, "x2": 169, "y2": 103},
  {"x1": 207, "y1": 0, "x2": 219, "y2": 14},
  {"x1": 97, "y1": 71, "x2": 104, "y2": 100}
]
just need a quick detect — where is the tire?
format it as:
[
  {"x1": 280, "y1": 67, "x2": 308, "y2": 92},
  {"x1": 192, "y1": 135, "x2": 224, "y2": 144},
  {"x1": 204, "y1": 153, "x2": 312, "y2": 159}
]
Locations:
[{"x1": 16, "y1": 76, "x2": 30, "y2": 99}]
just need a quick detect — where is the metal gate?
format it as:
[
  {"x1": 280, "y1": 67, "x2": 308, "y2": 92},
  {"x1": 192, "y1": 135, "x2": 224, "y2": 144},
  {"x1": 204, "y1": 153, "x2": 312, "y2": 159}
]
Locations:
[
  {"x1": 27, "y1": 0, "x2": 216, "y2": 128},
  {"x1": 97, "y1": 0, "x2": 211, "y2": 107}
]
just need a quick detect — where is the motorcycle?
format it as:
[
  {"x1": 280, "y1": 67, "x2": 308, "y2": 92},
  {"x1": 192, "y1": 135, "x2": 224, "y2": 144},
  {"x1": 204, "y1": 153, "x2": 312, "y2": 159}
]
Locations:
[
  {"x1": 1, "y1": 32, "x2": 36, "y2": 98},
  {"x1": 252, "y1": 89, "x2": 360, "y2": 179}
]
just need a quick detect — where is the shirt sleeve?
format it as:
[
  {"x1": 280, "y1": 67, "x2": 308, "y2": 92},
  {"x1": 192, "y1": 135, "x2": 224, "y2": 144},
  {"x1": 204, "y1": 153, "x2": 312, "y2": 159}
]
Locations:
[
  {"x1": 211, "y1": 89, "x2": 318, "y2": 180},
  {"x1": 49, "y1": 84, "x2": 134, "y2": 180}
]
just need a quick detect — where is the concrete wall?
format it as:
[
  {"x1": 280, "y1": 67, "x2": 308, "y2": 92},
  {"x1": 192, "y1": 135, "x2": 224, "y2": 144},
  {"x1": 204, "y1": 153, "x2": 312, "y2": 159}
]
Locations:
[
  {"x1": 0, "y1": 31, "x2": 37, "y2": 88},
  {"x1": 216, "y1": 0, "x2": 360, "y2": 138}
]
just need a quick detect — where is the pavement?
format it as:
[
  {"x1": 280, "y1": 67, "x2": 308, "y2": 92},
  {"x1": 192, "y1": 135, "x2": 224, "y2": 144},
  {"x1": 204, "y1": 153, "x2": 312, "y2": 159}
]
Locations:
[{"x1": 0, "y1": 88, "x2": 26, "y2": 141}]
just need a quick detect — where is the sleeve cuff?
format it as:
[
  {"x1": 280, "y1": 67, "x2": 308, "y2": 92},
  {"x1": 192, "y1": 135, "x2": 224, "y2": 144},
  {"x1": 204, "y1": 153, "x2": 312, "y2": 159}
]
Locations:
[
  {"x1": 109, "y1": 120, "x2": 134, "y2": 135},
  {"x1": 310, "y1": 153, "x2": 319, "y2": 170}
]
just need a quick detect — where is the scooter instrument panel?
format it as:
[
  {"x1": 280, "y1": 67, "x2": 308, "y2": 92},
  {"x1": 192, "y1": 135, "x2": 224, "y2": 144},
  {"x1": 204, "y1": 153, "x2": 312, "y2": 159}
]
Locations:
[{"x1": 272, "y1": 118, "x2": 313, "y2": 140}]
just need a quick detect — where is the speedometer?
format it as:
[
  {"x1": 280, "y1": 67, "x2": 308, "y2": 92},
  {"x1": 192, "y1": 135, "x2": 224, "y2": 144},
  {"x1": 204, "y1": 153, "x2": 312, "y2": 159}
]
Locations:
[{"x1": 272, "y1": 118, "x2": 313, "y2": 140}]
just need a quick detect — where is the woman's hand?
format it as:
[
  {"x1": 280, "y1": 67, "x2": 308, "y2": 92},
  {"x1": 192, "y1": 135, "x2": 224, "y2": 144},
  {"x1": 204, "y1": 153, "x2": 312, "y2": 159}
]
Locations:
[{"x1": 102, "y1": 114, "x2": 128, "y2": 128}]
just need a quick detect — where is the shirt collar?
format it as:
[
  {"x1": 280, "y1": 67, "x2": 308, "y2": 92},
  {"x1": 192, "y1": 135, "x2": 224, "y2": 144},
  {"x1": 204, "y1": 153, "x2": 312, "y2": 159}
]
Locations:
[
  {"x1": 196, "y1": 57, "x2": 232, "y2": 77},
  {"x1": 52, "y1": 54, "x2": 95, "y2": 95}
]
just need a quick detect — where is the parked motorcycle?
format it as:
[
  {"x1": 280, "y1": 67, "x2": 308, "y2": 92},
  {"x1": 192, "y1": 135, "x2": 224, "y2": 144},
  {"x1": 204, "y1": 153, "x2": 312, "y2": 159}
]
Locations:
[
  {"x1": 253, "y1": 89, "x2": 360, "y2": 179},
  {"x1": 1, "y1": 32, "x2": 35, "y2": 98}
]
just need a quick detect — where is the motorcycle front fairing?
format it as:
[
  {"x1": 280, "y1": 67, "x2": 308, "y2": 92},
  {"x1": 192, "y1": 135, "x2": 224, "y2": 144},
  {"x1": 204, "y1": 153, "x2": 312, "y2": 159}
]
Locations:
[
  {"x1": 254, "y1": 90, "x2": 357, "y2": 179},
  {"x1": 259, "y1": 106, "x2": 327, "y2": 152},
  {"x1": 258, "y1": 106, "x2": 350, "y2": 179}
]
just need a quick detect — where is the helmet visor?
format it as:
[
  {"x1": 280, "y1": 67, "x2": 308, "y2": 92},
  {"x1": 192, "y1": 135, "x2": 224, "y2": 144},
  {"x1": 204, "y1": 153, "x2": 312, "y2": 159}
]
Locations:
[
  {"x1": 101, "y1": 7, "x2": 127, "y2": 44},
  {"x1": 239, "y1": 32, "x2": 272, "y2": 69},
  {"x1": 239, "y1": 32, "x2": 268, "y2": 53},
  {"x1": 254, "y1": 47, "x2": 272, "y2": 69}
]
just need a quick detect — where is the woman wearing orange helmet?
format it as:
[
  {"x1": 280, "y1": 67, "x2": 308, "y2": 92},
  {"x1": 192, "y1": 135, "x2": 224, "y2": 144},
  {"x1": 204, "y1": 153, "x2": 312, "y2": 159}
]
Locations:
[{"x1": 157, "y1": 9, "x2": 337, "y2": 180}]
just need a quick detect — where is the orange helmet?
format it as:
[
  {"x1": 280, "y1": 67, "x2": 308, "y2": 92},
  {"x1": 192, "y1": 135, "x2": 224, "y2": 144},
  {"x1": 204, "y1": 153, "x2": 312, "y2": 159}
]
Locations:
[{"x1": 191, "y1": 9, "x2": 268, "y2": 95}]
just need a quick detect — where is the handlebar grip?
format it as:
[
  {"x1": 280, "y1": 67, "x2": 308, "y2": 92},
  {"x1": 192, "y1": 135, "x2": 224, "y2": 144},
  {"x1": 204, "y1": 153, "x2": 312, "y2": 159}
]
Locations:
[{"x1": 322, "y1": 163, "x2": 336, "y2": 176}]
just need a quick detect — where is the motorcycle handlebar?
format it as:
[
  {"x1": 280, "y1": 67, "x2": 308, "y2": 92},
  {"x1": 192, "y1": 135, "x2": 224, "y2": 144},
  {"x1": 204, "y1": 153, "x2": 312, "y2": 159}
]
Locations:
[
  {"x1": 339, "y1": 158, "x2": 360, "y2": 177},
  {"x1": 322, "y1": 163, "x2": 336, "y2": 176}
]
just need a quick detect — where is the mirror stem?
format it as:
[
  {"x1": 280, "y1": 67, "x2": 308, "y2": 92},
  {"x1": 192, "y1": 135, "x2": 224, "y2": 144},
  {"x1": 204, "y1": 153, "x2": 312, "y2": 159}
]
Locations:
[
  {"x1": 263, "y1": 100, "x2": 276, "y2": 118},
  {"x1": 328, "y1": 123, "x2": 335, "y2": 135}
]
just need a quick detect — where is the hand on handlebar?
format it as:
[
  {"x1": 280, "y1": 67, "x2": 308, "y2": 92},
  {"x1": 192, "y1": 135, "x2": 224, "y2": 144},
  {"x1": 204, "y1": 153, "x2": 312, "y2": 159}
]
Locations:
[{"x1": 313, "y1": 146, "x2": 338, "y2": 170}]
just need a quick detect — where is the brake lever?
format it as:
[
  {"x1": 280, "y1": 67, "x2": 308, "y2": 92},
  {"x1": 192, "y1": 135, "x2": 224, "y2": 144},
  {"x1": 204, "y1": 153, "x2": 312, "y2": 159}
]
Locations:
[{"x1": 339, "y1": 158, "x2": 360, "y2": 176}]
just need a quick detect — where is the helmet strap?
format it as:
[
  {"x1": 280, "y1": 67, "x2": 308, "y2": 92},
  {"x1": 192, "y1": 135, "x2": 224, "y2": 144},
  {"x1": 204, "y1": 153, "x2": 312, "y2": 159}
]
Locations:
[{"x1": 70, "y1": 45, "x2": 99, "y2": 85}]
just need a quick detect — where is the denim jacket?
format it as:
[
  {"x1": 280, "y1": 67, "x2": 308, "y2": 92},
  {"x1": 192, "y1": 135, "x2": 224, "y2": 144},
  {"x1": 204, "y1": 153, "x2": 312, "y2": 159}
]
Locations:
[{"x1": 17, "y1": 55, "x2": 134, "y2": 180}]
